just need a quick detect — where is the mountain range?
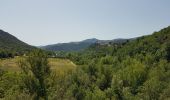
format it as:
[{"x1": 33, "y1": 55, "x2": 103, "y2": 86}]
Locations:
[
  {"x1": 0, "y1": 29, "x2": 132, "y2": 53},
  {"x1": 40, "y1": 38, "x2": 130, "y2": 51}
]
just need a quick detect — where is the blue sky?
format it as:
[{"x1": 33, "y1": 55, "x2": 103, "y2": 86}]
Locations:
[{"x1": 0, "y1": 0, "x2": 170, "y2": 46}]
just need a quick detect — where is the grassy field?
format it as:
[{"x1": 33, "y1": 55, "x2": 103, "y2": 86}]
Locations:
[{"x1": 0, "y1": 57, "x2": 76, "y2": 73}]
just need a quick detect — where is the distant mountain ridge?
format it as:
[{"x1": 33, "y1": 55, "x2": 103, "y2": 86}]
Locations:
[
  {"x1": 0, "y1": 29, "x2": 35, "y2": 53},
  {"x1": 40, "y1": 38, "x2": 129, "y2": 51}
]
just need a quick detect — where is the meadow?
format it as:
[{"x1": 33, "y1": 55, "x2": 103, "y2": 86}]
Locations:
[{"x1": 0, "y1": 57, "x2": 76, "y2": 72}]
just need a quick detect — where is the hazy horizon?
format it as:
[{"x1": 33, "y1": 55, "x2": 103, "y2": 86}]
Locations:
[{"x1": 1, "y1": 0, "x2": 170, "y2": 46}]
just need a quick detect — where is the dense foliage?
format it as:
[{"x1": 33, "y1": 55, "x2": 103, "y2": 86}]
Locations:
[
  {"x1": 59, "y1": 26, "x2": 170, "y2": 100},
  {"x1": 19, "y1": 50, "x2": 51, "y2": 99},
  {"x1": 0, "y1": 26, "x2": 170, "y2": 100}
]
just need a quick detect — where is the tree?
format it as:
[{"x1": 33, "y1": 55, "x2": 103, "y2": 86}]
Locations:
[{"x1": 19, "y1": 50, "x2": 51, "y2": 100}]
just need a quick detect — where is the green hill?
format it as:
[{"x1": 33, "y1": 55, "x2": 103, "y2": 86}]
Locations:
[
  {"x1": 114, "y1": 26, "x2": 170, "y2": 61},
  {"x1": 68, "y1": 26, "x2": 170, "y2": 64},
  {"x1": 0, "y1": 29, "x2": 35, "y2": 57},
  {"x1": 63, "y1": 26, "x2": 170, "y2": 99}
]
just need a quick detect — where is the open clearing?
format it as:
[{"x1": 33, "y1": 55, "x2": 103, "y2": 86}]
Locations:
[{"x1": 0, "y1": 57, "x2": 76, "y2": 72}]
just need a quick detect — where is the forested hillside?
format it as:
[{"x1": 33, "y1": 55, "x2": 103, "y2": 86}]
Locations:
[
  {"x1": 0, "y1": 30, "x2": 35, "y2": 58},
  {"x1": 60, "y1": 26, "x2": 170, "y2": 99}
]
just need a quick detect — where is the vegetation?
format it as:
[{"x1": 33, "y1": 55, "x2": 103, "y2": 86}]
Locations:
[
  {"x1": 0, "y1": 26, "x2": 170, "y2": 100},
  {"x1": 0, "y1": 30, "x2": 35, "y2": 58},
  {"x1": 19, "y1": 50, "x2": 51, "y2": 99},
  {"x1": 0, "y1": 50, "x2": 76, "y2": 100}
]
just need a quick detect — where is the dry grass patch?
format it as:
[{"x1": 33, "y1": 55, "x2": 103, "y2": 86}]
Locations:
[{"x1": 0, "y1": 57, "x2": 76, "y2": 73}]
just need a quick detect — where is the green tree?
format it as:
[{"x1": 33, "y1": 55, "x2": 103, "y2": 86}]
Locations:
[{"x1": 19, "y1": 50, "x2": 51, "y2": 100}]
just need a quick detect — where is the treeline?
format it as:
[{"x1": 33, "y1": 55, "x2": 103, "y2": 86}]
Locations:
[
  {"x1": 0, "y1": 48, "x2": 55, "y2": 59},
  {"x1": 0, "y1": 50, "x2": 14, "y2": 58},
  {"x1": 0, "y1": 49, "x2": 30, "y2": 58}
]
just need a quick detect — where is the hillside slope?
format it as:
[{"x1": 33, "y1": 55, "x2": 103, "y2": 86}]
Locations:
[
  {"x1": 114, "y1": 26, "x2": 170, "y2": 61},
  {"x1": 64, "y1": 26, "x2": 170, "y2": 100},
  {"x1": 0, "y1": 30, "x2": 35, "y2": 55}
]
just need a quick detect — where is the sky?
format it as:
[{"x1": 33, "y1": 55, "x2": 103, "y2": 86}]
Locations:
[{"x1": 0, "y1": 0, "x2": 170, "y2": 46}]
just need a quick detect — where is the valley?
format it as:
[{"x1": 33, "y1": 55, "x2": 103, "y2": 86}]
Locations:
[
  {"x1": 1, "y1": 1, "x2": 170, "y2": 99},
  {"x1": 0, "y1": 25, "x2": 170, "y2": 100}
]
